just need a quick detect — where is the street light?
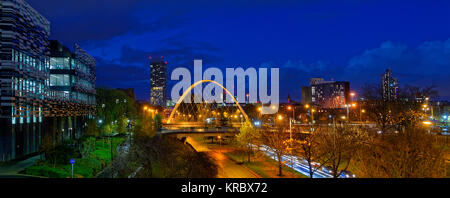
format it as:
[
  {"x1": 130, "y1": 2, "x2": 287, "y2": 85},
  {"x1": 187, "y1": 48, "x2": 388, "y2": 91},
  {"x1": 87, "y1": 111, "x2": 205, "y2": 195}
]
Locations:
[
  {"x1": 277, "y1": 115, "x2": 283, "y2": 121},
  {"x1": 287, "y1": 105, "x2": 295, "y2": 136},
  {"x1": 423, "y1": 121, "x2": 432, "y2": 125}
]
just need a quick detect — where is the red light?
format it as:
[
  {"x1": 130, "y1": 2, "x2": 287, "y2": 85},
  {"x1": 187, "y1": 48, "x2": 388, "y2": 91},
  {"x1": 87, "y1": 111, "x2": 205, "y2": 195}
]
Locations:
[{"x1": 164, "y1": 61, "x2": 168, "y2": 64}]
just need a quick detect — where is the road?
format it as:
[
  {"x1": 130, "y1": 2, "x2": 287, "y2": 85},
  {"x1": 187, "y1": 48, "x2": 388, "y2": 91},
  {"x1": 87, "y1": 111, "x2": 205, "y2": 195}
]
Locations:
[{"x1": 258, "y1": 145, "x2": 334, "y2": 178}]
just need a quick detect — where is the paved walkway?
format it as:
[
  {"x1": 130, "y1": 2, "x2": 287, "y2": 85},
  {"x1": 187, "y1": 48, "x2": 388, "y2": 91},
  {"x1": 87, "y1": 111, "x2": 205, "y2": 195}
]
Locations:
[
  {"x1": 0, "y1": 155, "x2": 43, "y2": 178},
  {"x1": 185, "y1": 137, "x2": 259, "y2": 178},
  {"x1": 207, "y1": 151, "x2": 259, "y2": 178}
]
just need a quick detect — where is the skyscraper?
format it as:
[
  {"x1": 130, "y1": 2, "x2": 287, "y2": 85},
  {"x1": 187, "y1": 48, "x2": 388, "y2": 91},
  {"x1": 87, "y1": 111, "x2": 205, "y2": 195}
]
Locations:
[
  {"x1": 381, "y1": 69, "x2": 398, "y2": 101},
  {"x1": 0, "y1": 0, "x2": 50, "y2": 161},
  {"x1": 150, "y1": 58, "x2": 167, "y2": 106}
]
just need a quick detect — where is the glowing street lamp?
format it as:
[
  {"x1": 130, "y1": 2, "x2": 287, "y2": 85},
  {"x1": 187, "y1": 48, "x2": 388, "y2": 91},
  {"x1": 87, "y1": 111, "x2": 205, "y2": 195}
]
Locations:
[
  {"x1": 277, "y1": 115, "x2": 283, "y2": 121},
  {"x1": 423, "y1": 121, "x2": 432, "y2": 126}
]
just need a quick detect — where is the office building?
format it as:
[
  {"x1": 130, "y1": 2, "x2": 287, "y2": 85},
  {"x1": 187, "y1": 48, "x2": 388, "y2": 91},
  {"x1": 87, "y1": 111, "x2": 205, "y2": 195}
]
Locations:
[{"x1": 46, "y1": 40, "x2": 96, "y2": 142}]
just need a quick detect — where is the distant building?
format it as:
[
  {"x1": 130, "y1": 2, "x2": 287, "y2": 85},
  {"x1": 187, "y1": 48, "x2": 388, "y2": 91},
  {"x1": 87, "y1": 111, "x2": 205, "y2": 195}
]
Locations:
[
  {"x1": 381, "y1": 69, "x2": 398, "y2": 101},
  {"x1": 301, "y1": 86, "x2": 312, "y2": 104},
  {"x1": 302, "y1": 78, "x2": 350, "y2": 109},
  {"x1": 0, "y1": 0, "x2": 50, "y2": 161},
  {"x1": 150, "y1": 58, "x2": 167, "y2": 106}
]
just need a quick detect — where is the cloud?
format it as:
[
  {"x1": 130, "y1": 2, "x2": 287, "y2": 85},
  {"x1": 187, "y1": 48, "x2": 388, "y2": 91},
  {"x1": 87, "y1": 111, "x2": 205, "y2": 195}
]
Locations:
[{"x1": 344, "y1": 38, "x2": 450, "y2": 98}]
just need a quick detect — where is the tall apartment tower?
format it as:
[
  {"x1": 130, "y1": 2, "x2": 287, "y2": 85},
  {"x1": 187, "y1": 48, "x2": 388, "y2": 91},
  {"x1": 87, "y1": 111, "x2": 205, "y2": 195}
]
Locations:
[
  {"x1": 0, "y1": 0, "x2": 50, "y2": 161},
  {"x1": 381, "y1": 69, "x2": 398, "y2": 101},
  {"x1": 150, "y1": 57, "x2": 167, "y2": 106}
]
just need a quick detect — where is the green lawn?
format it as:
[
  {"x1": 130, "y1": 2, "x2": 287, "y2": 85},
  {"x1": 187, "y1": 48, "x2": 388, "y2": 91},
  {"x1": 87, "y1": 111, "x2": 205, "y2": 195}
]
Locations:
[{"x1": 25, "y1": 137, "x2": 125, "y2": 178}]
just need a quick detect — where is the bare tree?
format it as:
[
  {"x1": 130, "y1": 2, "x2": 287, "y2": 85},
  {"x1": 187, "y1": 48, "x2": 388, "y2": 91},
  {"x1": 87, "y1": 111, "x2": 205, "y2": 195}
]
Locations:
[
  {"x1": 261, "y1": 126, "x2": 290, "y2": 176},
  {"x1": 356, "y1": 126, "x2": 445, "y2": 178},
  {"x1": 296, "y1": 126, "x2": 331, "y2": 178},
  {"x1": 317, "y1": 124, "x2": 365, "y2": 178}
]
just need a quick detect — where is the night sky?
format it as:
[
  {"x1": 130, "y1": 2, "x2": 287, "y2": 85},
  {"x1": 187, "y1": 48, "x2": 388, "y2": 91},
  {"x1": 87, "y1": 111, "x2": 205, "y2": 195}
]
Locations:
[{"x1": 28, "y1": 0, "x2": 450, "y2": 101}]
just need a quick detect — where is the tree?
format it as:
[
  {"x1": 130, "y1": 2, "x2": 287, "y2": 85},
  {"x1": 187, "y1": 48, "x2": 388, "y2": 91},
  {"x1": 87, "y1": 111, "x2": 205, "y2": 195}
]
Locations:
[
  {"x1": 135, "y1": 115, "x2": 157, "y2": 138},
  {"x1": 96, "y1": 88, "x2": 137, "y2": 135},
  {"x1": 355, "y1": 126, "x2": 445, "y2": 178},
  {"x1": 154, "y1": 114, "x2": 163, "y2": 131},
  {"x1": 236, "y1": 121, "x2": 260, "y2": 162},
  {"x1": 317, "y1": 124, "x2": 365, "y2": 178},
  {"x1": 41, "y1": 132, "x2": 57, "y2": 167},
  {"x1": 117, "y1": 116, "x2": 128, "y2": 134},
  {"x1": 80, "y1": 137, "x2": 96, "y2": 159},
  {"x1": 86, "y1": 119, "x2": 98, "y2": 137},
  {"x1": 261, "y1": 126, "x2": 290, "y2": 176},
  {"x1": 296, "y1": 127, "x2": 330, "y2": 178}
]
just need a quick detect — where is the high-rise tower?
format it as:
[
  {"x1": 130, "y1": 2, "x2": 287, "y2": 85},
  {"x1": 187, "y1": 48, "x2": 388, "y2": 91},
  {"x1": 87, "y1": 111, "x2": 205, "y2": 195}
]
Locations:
[
  {"x1": 150, "y1": 57, "x2": 167, "y2": 106},
  {"x1": 381, "y1": 69, "x2": 398, "y2": 101}
]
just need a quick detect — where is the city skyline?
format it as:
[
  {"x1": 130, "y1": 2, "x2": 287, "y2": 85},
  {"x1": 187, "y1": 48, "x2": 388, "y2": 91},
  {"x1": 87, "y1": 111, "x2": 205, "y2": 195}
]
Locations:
[
  {"x1": 1, "y1": 0, "x2": 448, "y2": 182},
  {"x1": 26, "y1": 0, "x2": 450, "y2": 101}
]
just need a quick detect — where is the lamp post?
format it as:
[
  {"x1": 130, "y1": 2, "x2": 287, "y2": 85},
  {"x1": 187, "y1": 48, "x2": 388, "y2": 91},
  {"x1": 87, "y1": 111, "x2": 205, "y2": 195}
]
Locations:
[
  {"x1": 287, "y1": 105, "x2": 295, "y2": 137},
  {"x1": 345, "y1": 104, "x2": 350, "y2": 123}
]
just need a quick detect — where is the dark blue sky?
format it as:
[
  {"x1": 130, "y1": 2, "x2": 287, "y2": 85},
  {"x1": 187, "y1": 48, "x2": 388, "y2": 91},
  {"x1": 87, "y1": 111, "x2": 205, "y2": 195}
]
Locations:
[{"x1": 29, "y1": 0, "x2": 450, "y2": 101}]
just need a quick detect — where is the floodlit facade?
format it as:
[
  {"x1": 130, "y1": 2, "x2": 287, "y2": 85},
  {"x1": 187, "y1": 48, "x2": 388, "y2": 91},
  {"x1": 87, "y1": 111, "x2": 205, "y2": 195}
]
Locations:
[{"x1": 302, "y1": 78, "x2": 350, "y2": 109}]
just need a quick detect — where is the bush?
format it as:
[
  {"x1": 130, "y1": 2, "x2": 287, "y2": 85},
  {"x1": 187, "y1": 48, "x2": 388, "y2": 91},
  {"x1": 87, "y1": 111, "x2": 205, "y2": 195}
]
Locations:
[
  {"x1": 26, "y1": 165, "x2": 71, "y2": 178},
  {"x1": 46, "y1": 144, "x2": 77, "y2": 165}
]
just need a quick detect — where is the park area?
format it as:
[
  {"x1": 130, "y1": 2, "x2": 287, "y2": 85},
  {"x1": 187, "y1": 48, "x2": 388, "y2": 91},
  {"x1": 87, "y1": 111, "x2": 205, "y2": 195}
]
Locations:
[{"x1": 24, "y1": 136, "x2": 126, "y2": 178}]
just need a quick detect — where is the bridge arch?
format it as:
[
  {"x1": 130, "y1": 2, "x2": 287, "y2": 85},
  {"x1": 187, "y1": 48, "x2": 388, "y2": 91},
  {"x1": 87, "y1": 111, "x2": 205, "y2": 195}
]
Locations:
[{"x1": 167, "y1": 80, "x2": 250, "y2": 124}]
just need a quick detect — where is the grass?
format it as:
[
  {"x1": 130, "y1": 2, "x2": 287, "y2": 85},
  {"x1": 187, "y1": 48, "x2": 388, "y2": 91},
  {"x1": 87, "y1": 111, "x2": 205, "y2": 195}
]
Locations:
[{"x1": 25, "y1": 136, "x2": 126, "y2": 178}]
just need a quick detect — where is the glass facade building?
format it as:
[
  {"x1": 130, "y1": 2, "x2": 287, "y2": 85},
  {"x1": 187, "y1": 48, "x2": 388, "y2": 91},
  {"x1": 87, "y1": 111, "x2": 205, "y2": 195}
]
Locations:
[
  {"x1": 45, "y1": 41, "x2": 96, "y2": 143},
  {"x1": 0, "y1": 0, "x2": 51, "y2": 161},
  {"x1": 0, "y1": 1, "x2": 96, "y2": 161}
]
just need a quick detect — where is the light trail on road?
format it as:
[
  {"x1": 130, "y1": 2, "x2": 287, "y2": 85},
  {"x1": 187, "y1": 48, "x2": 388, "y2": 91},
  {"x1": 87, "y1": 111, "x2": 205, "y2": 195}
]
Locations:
[{"x1": 257, "y1": 145, "x2": 333, "y2": 178}]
